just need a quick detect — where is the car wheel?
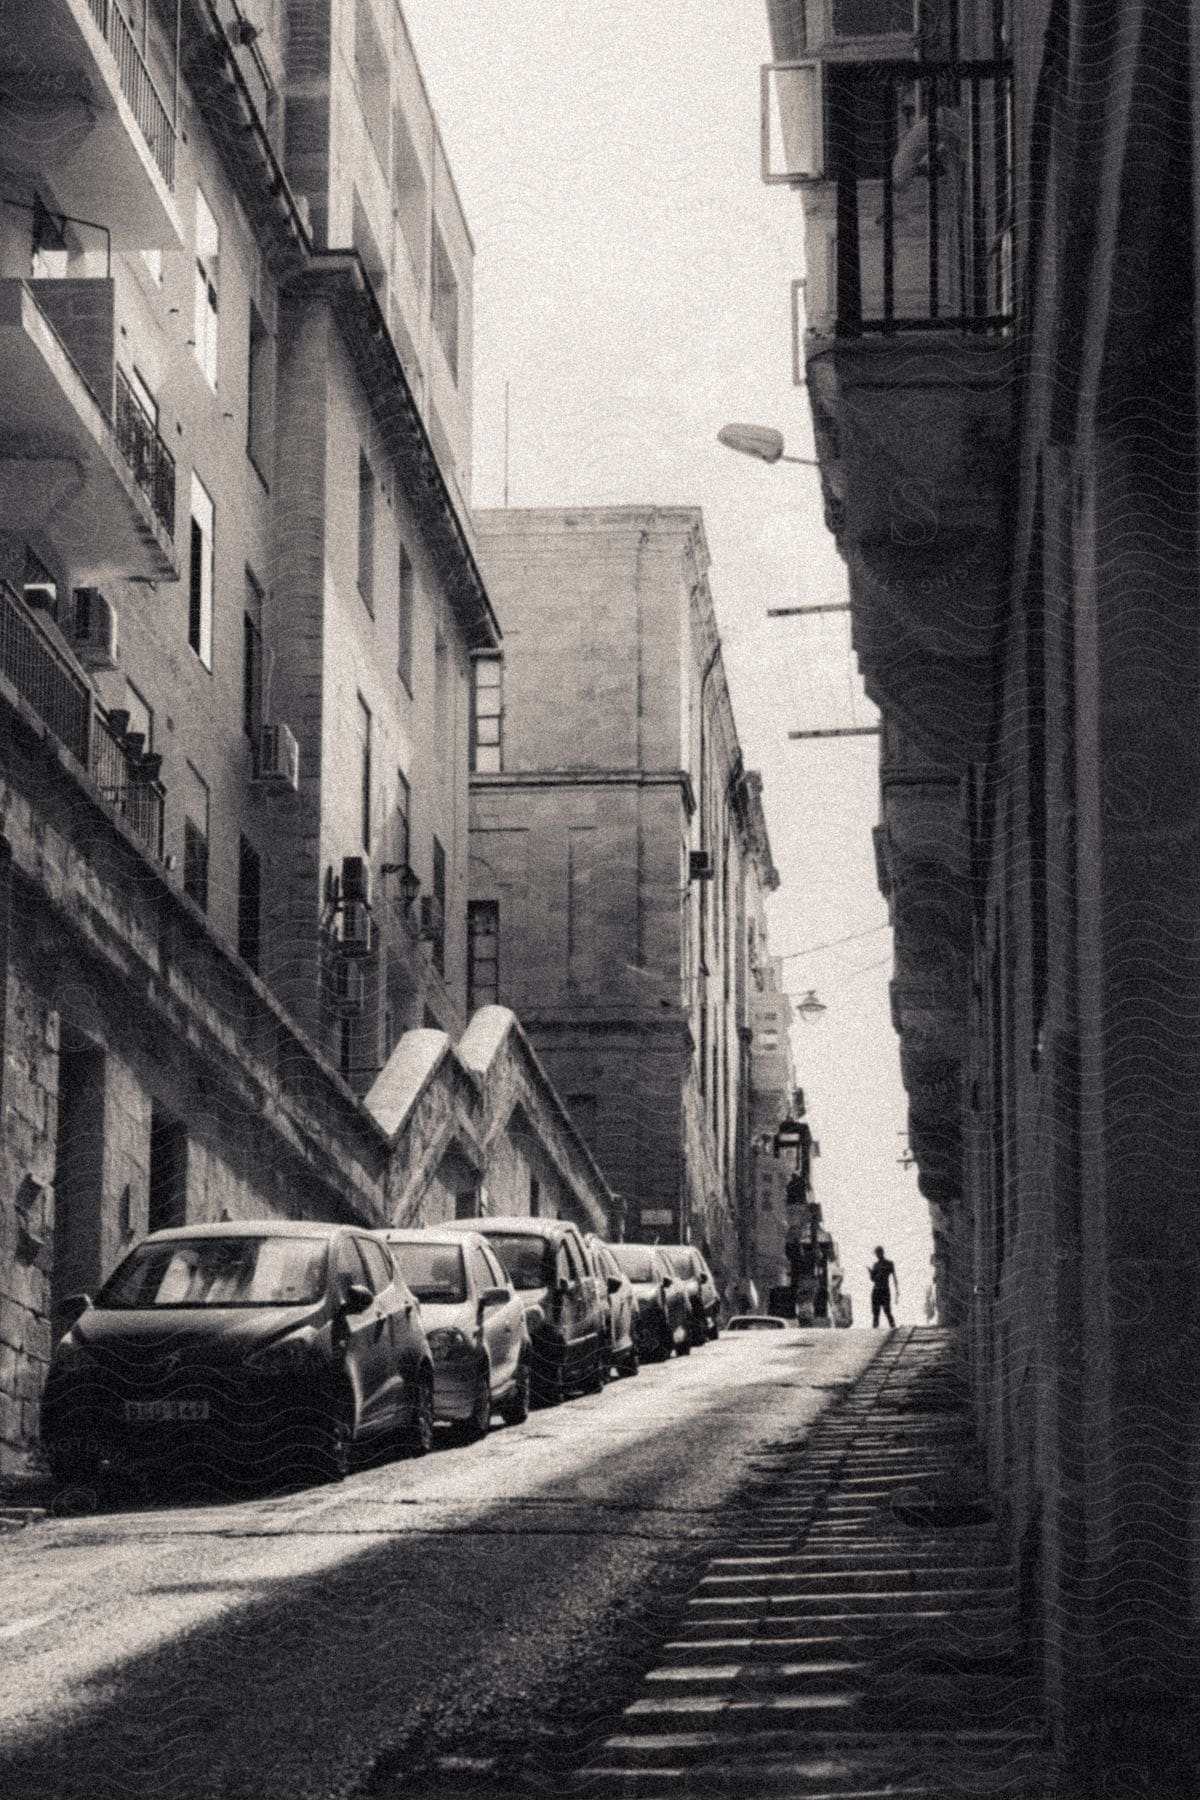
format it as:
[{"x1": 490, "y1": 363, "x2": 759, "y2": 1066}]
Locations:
[
  {"x1": 312, "y1": 1385, "x2": 355, "y2": 1483},
  {"x1": 676, "y1": 1327, "x2": 692, "y2": 1358},
  {"x1": 403, "y1": 1369, "x2": 435, "y2": 1457},
  {"x1": 499, "y1": 1358, "x2": 531, "y2": 1427},
  {"x1": 650, "y1": 1316, "x2": 672, "y2": 1363},
  {"x1": 708, "y1": 1317, "x2": 721, "y2": 1342},
  {"x1": 621, "y1": 1333, "x2": 640, "y2": 1377},
  {"x1": 454, "y1": 1367, "x2": 492, "y2": 1444}
]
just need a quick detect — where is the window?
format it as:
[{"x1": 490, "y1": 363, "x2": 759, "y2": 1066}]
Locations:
[
  {"x1": 354, "y1": 0, "x2": 389, "y2": 167},
  {"x1": 148, "y1": 1108, "x2": 187, "y2": 1234},
  {"x1": 188, "y1": 472, "x2": 214, "y2": 668},
  {"x1": 243, "y1": 570, "x2": 263, "y2": 742},
  {"x1": 393, "y1": 106, "x2": 428, "y2": 281},
  {"x1": 193, "y1": 186, "x2": 220, "y2": 388},
  {"x1": 529, "y1": 1175, "x2": 540, "y2": 1219},
  {"x1": 357, "y1": 694, "x2": 372, "y2": 853},
  {"x1": 398, "y1": 544, "x2": 415, "y2": 692},
  {"x1": 339, "y1": 1018, "x2": 353, "y2": 1079},
  {"x1": 182, "y1": 763, "x2": 209, "y2": 911},
  {"x1": 247, "y1": 301, "x2": 273, "y2": 481},
  {"x1": 468, "y1": 1244, "x2": 493, "y2": 1293},
  {"x1": 238, "y1": 836, "x2": 262, "y2": 973},
  {"x1": 431, "y1": 223, "x2": 459, "y2": 380},
  {"x1": 395, "y1": 770, "x2": 411, "y2": 871},
  {"x1": 467, "y1": 900, "x2": 499, "y2": 1011},
  {"x1": 356, "y1": 1237, "x2": 393, "y2": 1294},
  {"x1": 470, "y1": 655, "x2": 502, "y2": 773},
  {"x1": 357, "y1": 451, "x2": 375, "y2": 611},
  {"x1": 431, "y1": 835, "x2": 446, "y2": 974},
  {"x1": 454, "y1": 1187, "x2": 478, "y2": 1221}
]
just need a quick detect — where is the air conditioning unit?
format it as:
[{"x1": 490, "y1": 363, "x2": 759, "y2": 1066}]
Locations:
[
  {"x1": 340, "y1": 900, "x2": 373, "y2": 957},
  {"x1": 689, "y1": 850, "x2": 714, "y2": 883},
  {"x1": 256, "y1": 721, "x2": 300, "y2": 790},
  {"x1": 417, "y1": 894, "x2": 444, "y2": 941},
  {"x1": 804, "y1": 0, "x2": 920, "y2": 53},
  {"x1": 331, "y1": 957, "x2": 364, "y2": 1016},
  {"x1": 341, "y1": 855, "x2": 371, "y2": 907},
  {"x1": 23, "y1": 581, "x2": 57, "y2": 614},
  {"x1": 70, "y1": 588, "x2": 119, "y2": 671}
]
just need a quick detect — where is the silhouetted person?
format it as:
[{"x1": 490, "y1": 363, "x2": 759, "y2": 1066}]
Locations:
[{"x1": 868, "y1": 1246, "x2": 898, "y2": 1328}]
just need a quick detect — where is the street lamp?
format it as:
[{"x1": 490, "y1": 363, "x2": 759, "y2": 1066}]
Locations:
[{"x1": 717, "y1": 423, "x2": 820, "y2": 468}]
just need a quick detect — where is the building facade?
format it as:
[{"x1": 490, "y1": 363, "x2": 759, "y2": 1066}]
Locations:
[
  {"x1": 0, "y1": 0, "x2": 610, "y2": 1477},
  {"x1": 761, "y1": 0, "x2": 1200, "y2": 1783},
  {"x1": 468, "y1": 507, "x2": 779, "y2": 1289}
]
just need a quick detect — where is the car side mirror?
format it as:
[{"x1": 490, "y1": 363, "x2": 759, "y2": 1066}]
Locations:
[
  {"x1": 63, "y1": 1292, "x2": 92, "y2": 1325},
  {"x1": 606, "y1": 1275, "x2": 623, "y2": 1295},
  {"x1": 558, "y1": 1277, "x2": 571, "y2": 1296},
  {"x1": 661, "y1": 1277, "x2": 671, "y2": 1292},
  {"x1": 342, "y1": 1282, "x2": 374, "y2": 1315},
  {"x1": 478, "y1": 1286, "x2": 509, "y2": 1312}
]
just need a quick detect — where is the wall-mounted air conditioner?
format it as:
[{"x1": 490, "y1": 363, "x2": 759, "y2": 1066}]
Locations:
[
  {"x1": 417, "y1": 894, "x2": 444, "y2": 941},
  {"x1": 340, "y1": 900, "x2": 373, "y2": 957},
  {"x1": 70, "y1": 588, "x2": 119, "y2": 671},
  {"x1": 23, "y1": 581, "x2": 57, "y2": 614},
  {"x1": 803, "y1": 0, "x2": 921, "y2": 55},
  {"x1": 256, "y1": 721, "x2": 300, "y2": 790},
  {"x1": 341, "y1": 855, "x2": 371, "y2": 907}
]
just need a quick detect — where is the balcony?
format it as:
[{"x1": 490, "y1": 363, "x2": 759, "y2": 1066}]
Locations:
[
  {"x1": 766, "y1": 58, "x2": 1017, "y2": 763},
  {"x1": 0, "y1": 0, "x2": 180, "y2": 248},
  {"x1": 0, "y1": 580, "x2": 166, "y2": 861},
  {"x1": 0, "y1": 279, "x2": 178, "y2": 583}
]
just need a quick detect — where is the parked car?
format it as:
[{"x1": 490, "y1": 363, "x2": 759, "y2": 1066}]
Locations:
[
  {"x1": 659, "y1": 1245, "x2": 722, "y2": 1344},
  {"x1": 607, "y1": 1242, "x2": 691, "y2": 1362},
  {"x1": 727, "y1": 1314, "x2": 790, "y2": 1331},
  {"x1": 377, "y1": 1228, "x2": 531, "y2": 1438},
  {"x1": 585, "y1": 1236, "x2": 640, "y2": 1377},
  {"x1": 40, "y1": 1222, "x2": 435, "y2": 1488},
  {"x1": 446, "y1": 1216, "x2": 606, "y2": 1404}
]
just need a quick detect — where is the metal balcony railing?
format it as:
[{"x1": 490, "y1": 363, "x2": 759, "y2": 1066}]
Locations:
[
  {"x1": 0, "y1": 581, "x2": 166, "y2": 860},
  {"x1": 92, "y1": 706, "x2": 166, "y2": 858},
  {"x1": 86, "y1": 0, "x2": 177, "y2": 189},
  {"x1": 0, "y1": 580, "x2": 92, "y2": 765},
  {"x1": 827, "y1": 60, "x2": 1014, "y2": 335},
  {"x1": 115, "y1": 365, "x2": 176, "y2": 537}
]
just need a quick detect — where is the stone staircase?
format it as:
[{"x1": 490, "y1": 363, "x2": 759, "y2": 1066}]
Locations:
[{"x1": 570, "y1": 1328, "x2": 1052, "y2": 1798}]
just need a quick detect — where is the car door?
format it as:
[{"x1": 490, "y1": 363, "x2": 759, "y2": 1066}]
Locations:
[
  {"x1": 562, "y1": 1233, "x2": 598, "y2": 1360},
  {"x1": 361, "y1": 1236, "x2": 420, "y2": 1421},
  {"x1": 330, "y1": 1234, "x2": 382, "y2": 1424},
  {"x1": 472, "y1": 1241, "x2": 517, "y2": 1391},
  {"x1": 346, "y1": 1236, "x2": 401, "y2": 1429}
]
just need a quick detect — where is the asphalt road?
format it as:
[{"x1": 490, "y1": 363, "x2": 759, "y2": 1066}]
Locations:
[{"x1": 0, "y1": 1329, "x2": 881, "y2": 1800}]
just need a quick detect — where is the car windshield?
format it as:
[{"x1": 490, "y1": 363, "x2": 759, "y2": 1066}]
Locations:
[
  {"x1": 98, "y1": 1237, "x2": 328, "y2": 1309},
  {"x1": 486, "y1": 1234, "x2": 553, "y2": 1291},
  {"x1": 732, "y1": 1317, "x2": 785, "y2": 1330},
  {"x1": 609, "y1": 1245, "x2": 656, "y2": 1283},
  {"x1": 390, "y1": 1242, "x2": 466, "y2": 1304},
  {"x1": 662, "y1": 1248, "x2": 696, "y2": 1279}
]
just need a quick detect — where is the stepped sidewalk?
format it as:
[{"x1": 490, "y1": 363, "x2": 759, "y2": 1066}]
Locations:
[{"x1": 572, "y1": 1326, "x2": 1051, "y2": 1799}]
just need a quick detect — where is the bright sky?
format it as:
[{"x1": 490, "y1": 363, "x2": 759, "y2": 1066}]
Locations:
[{"x1": 404, "y1": 0, "x2": 934, "y2": 1323}]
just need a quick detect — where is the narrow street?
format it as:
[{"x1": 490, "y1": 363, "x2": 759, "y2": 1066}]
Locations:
[{"x1": 0, "y1": 1331, "x2": 882, "y2": 1800}]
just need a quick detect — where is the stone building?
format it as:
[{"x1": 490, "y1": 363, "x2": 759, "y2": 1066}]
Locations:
[
  {"x1": 747, "y1": 956, "x2": 799, "y2": 1304},
  {"x1": 762, "y1": 0, "x2": 1200, "y2": 1783},
  {"x1": 468, "y1": 507, "x2": 779, "y2": 1288},
  {"x1": 0, "y1": 0, "x2": 610, "y2": 1477}
]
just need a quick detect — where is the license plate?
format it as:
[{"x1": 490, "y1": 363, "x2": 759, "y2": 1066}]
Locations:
[{"x1": 123, "y1": 1399, "x2": 210, "y2": 1423}]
